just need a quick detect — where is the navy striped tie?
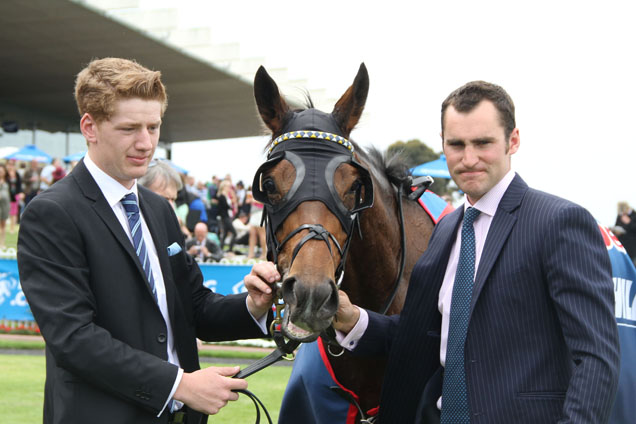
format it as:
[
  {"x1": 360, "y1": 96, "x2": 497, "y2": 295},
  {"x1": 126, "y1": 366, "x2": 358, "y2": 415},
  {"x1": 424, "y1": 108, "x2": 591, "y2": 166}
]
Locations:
[
  {"x1": 441, "y1": 207, "x2": 481, "y2": 423},
  {"x1": 121, "y1": 193, "x2": 157, "y2": 302}
]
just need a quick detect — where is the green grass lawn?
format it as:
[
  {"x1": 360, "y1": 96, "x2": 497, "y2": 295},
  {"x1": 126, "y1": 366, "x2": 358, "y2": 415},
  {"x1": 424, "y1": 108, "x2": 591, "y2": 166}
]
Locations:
[
  {"x1": 1, "y1": 231, "x2": 291, "y2": 422},
  {"x1": 5, "y1": 227, "x2": 17, "y2": 250},
  {"x1": 0, "y1": 354, "x2": 292, "y2": 423}
]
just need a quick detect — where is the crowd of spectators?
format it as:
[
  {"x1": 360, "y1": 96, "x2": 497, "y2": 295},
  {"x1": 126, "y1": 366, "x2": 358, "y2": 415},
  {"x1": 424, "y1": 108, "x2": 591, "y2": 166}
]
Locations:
[
  {"x1": 174, "y1": 171, "x2": 267, "y2": 262},
  {"x1": 0, "y1": 157, "x2": 74, "y2": 248},
  {"x1": 0, "y1": 156, "x2": 266, "y2": 262}
]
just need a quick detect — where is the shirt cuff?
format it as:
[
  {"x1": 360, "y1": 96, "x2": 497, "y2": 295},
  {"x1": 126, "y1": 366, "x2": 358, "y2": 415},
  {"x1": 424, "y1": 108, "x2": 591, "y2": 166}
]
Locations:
[
  {"x1": 335, "y1": 307, "x2": 368, "y2": 351},
  {"x1": 245, "y1": 296, "x2": 269, "y2": 335},
  {"x1": 157, "y1": 367, "x2": 184, "y2": 417}
]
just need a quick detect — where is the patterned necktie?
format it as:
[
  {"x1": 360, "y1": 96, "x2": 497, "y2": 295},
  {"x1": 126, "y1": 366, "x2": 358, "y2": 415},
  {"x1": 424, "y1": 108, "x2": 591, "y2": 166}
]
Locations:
[
  {"x1": 441, "y1": 207, "x2": 481, "y2": 424},
  {"x1": 121, "y1": 193, "x2": 157, "y2": 302}
]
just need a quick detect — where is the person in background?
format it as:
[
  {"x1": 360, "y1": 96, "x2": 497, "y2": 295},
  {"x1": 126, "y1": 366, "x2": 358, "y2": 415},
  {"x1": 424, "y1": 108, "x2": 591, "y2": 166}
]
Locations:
[
  {"x1": 39, "y1": 158, "x2": 62, "y2": 191},
  {"x1": 206, "y1": 175, "x2": 220, "y2": 234},
  {"x1": 235, "y1": 181, "x2": 247, "y2": 215},
  {"x1": 6, "y1": 159, "x2": 22, "y2": 233},
  {"x1": 194, "y1": 180, "x2": 209, "y2": 208},
  {"x1": 613, "y1": 201, "x2": 636, "y2": 263},
  {"x1": 22, "y1": 159, "x2": 41, "y2": 208},
  {"x1": 247, "y1": 197, "x2": 267, "y2": 260},
  {"x1": 334, "y1": 80, "x2": 620, "y2": 423},
  {"x1": 139, "y1": 160, "x2": 180, "y2": 208},
  {"x1": 18, "y1": 57, "x2": 278, "y2": 424},
  {"x1": 216, "y1": 180, "x2": 237, "y2": 253},
  {"x1": 138, "y1": 160, "x2": 190, "y2": 238},
  {"x1": 0, "y1": 164, "x2": 11, "y2": 247},
  {"x1": 176, "y1": 185, "x2": 208, "y2": 235},
  {"x1": 232, "y1": 212, "x2": 251, "y2": 246},
  {"x1": 51, "y1": 161, "x2": 67, "y2": 184},
  {"x1": 186, "y1": 222, "x2": 223, "y2": 263}
]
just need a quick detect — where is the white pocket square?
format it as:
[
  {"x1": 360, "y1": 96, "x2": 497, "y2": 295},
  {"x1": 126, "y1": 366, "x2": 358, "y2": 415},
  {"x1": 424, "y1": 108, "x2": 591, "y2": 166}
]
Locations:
[{"x1": 167, "y1": 242, "x2": 182, "y2": 256}]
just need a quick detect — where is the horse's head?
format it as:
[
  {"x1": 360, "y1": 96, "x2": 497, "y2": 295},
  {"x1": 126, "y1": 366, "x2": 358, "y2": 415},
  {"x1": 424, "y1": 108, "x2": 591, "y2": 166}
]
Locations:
[{"x1": 252, "y1": 64, "x2": 372, "y2": 342}]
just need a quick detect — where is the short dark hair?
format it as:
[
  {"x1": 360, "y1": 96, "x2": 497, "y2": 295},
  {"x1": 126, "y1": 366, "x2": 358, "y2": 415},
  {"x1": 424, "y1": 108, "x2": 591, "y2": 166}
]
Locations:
[{"x1": 441, "y1": 81, "x2": 516, "y2": 141}]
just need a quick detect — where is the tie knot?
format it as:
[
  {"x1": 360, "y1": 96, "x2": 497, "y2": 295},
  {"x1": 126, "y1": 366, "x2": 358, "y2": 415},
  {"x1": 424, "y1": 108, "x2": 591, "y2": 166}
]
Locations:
[
  {"x1": 463, "y1": 207, "x2": 481, "y2": 225},
  {"x1": 121, "y1": 193, "x2": 139, "y2": 214}
]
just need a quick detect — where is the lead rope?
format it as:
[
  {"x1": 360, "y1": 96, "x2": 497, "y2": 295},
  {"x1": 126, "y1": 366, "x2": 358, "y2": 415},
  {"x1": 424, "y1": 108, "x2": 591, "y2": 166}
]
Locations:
[{"x1": 232, "y1": 283, "x2": 299, "y2": 424}]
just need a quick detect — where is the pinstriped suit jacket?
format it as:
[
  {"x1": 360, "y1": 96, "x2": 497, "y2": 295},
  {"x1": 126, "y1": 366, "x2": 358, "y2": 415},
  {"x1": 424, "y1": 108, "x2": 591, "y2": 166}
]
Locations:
[{"x1": 356, "y1": 174, "x2": 620, "y2": 423}]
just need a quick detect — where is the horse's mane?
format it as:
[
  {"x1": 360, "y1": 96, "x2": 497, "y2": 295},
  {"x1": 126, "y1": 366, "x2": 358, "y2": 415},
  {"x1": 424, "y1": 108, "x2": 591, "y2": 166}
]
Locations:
[{"x1": 364, "y1": 147, "x2": 412, "y2": 196}]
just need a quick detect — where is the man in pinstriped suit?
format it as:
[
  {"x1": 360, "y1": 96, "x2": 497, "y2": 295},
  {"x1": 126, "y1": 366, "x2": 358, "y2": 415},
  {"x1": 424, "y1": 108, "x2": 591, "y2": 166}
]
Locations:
[{"x1": 334, "y1": 81, "x2": 620, "y2": 423}]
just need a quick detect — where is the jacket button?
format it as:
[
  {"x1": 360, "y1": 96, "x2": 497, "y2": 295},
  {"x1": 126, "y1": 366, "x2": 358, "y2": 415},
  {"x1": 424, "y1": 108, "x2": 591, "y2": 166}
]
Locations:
[{"x1": 157, "y1": 333, "x2": 167, "y2": 343}]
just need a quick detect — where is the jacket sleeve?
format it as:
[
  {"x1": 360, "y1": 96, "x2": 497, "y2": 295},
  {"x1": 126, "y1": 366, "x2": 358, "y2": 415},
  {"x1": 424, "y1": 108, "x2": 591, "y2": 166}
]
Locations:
[
  {"x1": 353, "y1": 311, "x2": 400, "y2": 357},
  {"x1": 543, "y1": 205, "x2": 620, "y2": 423}
]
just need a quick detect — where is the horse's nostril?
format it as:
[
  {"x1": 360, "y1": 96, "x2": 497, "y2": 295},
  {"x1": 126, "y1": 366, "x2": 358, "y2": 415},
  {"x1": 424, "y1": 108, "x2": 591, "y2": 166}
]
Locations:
[
  {"x1": 318, "y1": 279, "x2": 339, "y2": 318},
  {"x1": 326, "y1": 280, "x2": 339, "y2": 310},
  {"x1": 281, "y1": 276, "x2": 298, "y2": 306}
]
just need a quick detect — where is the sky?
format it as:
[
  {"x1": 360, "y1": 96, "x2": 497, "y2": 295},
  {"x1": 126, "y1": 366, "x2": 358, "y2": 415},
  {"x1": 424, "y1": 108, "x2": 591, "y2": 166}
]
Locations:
[
  {"x1": 158, "y1": 0, "x2": 636, "y2": 226},
  {"x1": 6, "y1": 0, "x2": 631, "y2": 226}
]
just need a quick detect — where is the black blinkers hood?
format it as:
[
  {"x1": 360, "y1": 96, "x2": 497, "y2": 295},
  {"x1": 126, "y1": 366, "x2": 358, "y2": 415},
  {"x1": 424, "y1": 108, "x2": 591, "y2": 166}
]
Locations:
[{"x1": 252, "y1": 109, "x2": 374, "y2": 235}]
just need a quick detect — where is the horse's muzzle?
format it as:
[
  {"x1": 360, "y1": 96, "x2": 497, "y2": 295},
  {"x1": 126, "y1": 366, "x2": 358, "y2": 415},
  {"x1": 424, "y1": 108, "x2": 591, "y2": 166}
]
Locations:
[{"x1": 281, "y1": 275, "x2": 339, "y2": 341}]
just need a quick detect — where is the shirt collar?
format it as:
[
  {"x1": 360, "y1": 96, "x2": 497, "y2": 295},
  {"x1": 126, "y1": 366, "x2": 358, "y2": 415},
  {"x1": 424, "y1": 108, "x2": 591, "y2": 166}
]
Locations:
[
  {"x1": 463, "y1": 169, "x2": 516, "y2": 218},
  {"x1": 84, "y1": 152, "x2": 139, "y2": 207}
]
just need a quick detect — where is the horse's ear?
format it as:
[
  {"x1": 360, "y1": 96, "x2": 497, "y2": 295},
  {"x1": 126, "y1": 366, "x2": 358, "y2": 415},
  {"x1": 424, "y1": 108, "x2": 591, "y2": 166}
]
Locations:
[
  {"x1": 332, "y1": 63, "x2": 369, "y2": 138},
  {"x1": 254, "y1": 66, "x2": 290, "y2": 135}
]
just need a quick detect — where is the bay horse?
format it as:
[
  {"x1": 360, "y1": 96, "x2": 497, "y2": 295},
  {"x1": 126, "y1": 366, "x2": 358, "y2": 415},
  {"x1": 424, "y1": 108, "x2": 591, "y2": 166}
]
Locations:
[{"x1": 252, "y1": 64, "x2": 438, "y2": 421}]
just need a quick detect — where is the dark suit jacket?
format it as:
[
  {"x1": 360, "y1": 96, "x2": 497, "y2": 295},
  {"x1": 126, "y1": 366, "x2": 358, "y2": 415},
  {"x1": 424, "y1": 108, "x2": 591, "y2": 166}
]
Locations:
[
  {"x1": 356, "y1": 174, "x2": 620, "y2": 423},
  {"x1": 18, "y1": 160, "x2": 268, "y2": 424}
]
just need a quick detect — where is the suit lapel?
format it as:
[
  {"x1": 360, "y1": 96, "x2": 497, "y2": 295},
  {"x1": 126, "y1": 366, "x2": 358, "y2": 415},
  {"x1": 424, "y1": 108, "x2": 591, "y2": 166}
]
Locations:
[
  {"x1": 431, "y1": 207, "x2": 464, "y2": 290},
  {"x1": 72, "y1": 161, "x2": 162, "y2": 302},
  {"x1": 138, "y1": 190, "x2": 178, "y2": 319},
  {"x1": 470, "y1": 175, "x2": 528, "y2": 313}
]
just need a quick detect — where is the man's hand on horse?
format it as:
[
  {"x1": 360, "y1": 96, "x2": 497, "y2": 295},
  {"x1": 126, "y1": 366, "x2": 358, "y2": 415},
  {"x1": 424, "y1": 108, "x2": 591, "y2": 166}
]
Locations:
[
  {"x1": 245, "y1": 261, "x2": 279, "y2": 319},
  {"x1": 333, "y1": 290, "x2": 360, "y2": 334}
]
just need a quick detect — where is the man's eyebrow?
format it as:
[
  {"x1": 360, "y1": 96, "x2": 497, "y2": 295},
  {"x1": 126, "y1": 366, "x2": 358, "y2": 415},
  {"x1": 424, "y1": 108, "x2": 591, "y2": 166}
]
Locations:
[
  {"x1": 472, "y1": 137, "x2": 496, "y2": 143},
  {"x1": 115, "y1": 120, "x2": 162, "y2": 128},
  {"x1": 445, "y1": 138, "x2": 466, "y2": 144}
]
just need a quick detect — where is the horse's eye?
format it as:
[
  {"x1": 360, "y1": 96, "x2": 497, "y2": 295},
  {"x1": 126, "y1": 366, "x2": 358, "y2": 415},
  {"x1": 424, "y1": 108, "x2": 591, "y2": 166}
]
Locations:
[
  {"x1": 262, "y1": 178, "x2": 277, "y2": 195},
  {"x1": 349, "y1": 180, "x2": 362, "y2": 194}
]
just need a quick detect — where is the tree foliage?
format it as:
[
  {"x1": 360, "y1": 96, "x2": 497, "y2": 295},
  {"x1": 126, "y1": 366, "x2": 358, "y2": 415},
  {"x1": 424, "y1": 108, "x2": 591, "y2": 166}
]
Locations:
[{"x1": 387, "y1": 139, "x2": 455, "y2": 197}]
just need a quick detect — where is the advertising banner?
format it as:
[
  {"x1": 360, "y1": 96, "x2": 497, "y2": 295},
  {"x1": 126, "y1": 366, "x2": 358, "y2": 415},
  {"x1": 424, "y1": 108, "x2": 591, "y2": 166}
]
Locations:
[{"x1": 0, "y1": 259, "x2": 252, "y2": 322}]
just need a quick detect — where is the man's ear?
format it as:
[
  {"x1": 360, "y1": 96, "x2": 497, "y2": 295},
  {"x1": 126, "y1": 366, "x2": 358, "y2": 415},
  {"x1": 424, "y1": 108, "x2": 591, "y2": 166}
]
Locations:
[
  {"x1": 507, "y1": 128, "x2": 520, "y2": 155},
  {"x1": 80, "y1": 113, "x2": 98, "y2": 144}
]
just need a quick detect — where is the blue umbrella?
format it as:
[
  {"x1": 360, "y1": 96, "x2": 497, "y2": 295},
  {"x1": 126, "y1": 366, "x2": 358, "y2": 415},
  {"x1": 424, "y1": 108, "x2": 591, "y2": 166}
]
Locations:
[
  {"x1": 4, "y1": 144, "x2": 52, "y2": 163},
  {"x1": 63, "y1": 151, "x2": 86, "y2": 163},
  {"x1": 410, "y1": 154, "x2": 451, "y2": 179}
]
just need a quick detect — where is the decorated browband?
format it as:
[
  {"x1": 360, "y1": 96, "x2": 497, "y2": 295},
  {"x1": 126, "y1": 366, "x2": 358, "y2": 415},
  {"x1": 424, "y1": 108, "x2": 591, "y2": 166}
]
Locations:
[{"x1": 268, "y1": 131, "x2": 354, "y2": 156}]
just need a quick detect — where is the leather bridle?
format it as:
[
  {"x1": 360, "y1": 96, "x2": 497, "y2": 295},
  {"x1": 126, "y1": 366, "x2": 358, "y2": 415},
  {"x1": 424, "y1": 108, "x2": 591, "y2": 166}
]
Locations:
[{"x1": 239, "y1": 127, "x2": 434, "y2": 423}]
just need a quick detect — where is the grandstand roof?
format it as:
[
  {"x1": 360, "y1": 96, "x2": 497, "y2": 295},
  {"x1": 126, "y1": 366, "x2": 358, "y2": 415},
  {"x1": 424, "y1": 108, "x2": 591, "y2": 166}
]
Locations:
[{"x1": 0, "y1": 0, "x2": 265, "y2": 142}]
